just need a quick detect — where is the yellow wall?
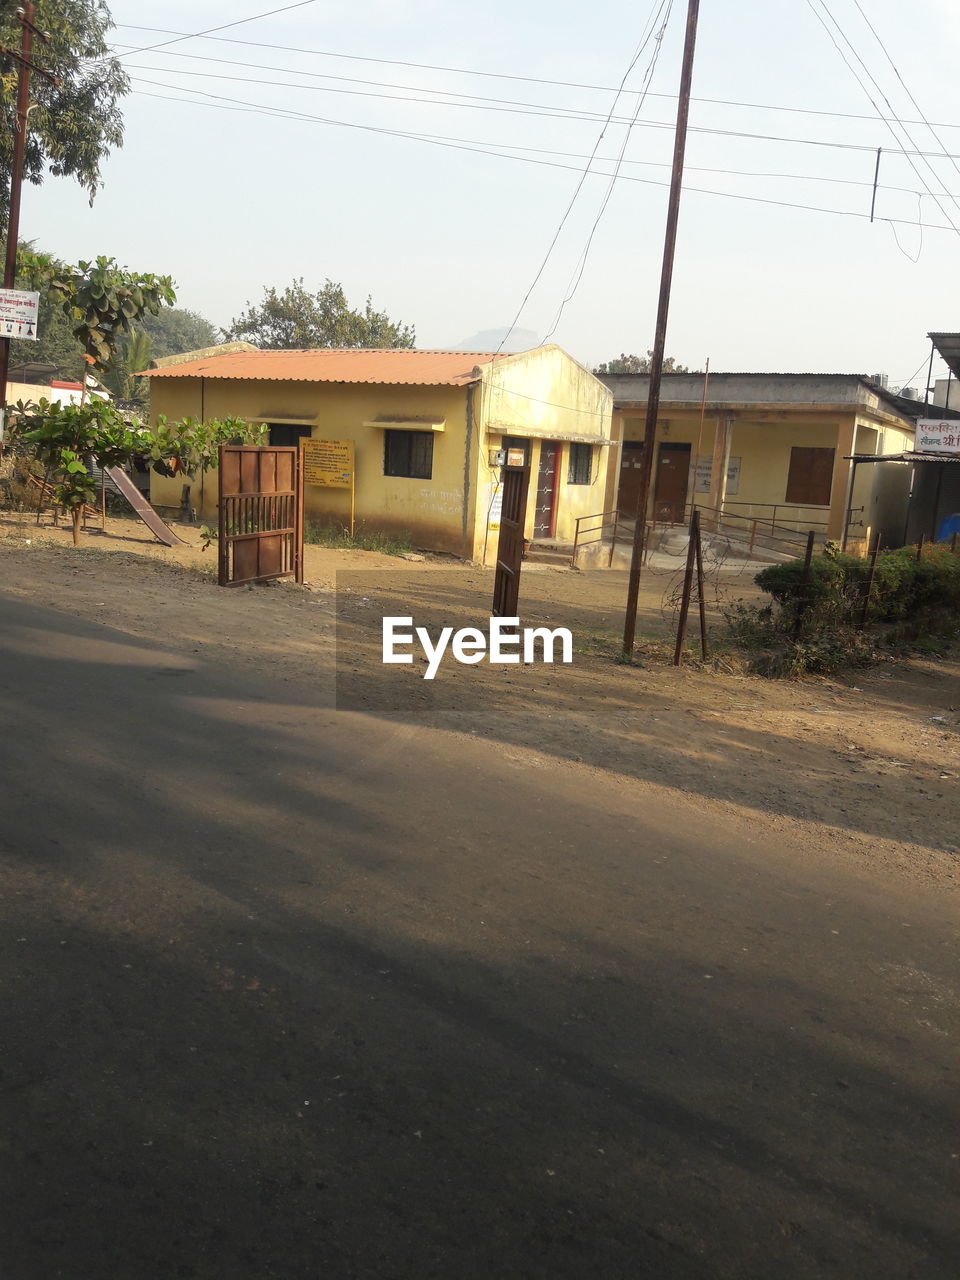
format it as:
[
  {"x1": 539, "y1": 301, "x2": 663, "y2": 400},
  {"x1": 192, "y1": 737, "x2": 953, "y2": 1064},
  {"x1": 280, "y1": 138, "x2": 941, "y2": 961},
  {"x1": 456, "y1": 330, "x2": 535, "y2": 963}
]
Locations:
[
  {"x1": 148, "y1": 346, "x2": 616, "y2": 564},
  {"x1": 149, "y1": 377, "x2": 474, "y2": 556},
  {"x1": 471, "y1": 345, "x2": 614, "y2": 560}
]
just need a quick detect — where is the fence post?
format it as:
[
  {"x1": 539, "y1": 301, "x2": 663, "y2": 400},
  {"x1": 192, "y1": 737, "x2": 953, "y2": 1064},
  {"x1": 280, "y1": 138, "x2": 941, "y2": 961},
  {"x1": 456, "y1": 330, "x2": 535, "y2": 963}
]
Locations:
[
  {"x1": 673, "y1": 510, "x2": 699, "y2": 666},
  {"x1": 792, "y1": 531, "x2": 817, "y2": 640},
  {"x1": 857, "y1": 534, "x2": 881, "y2": 632},
  {"x1": 916, "y1": 533, "x2": 925, "y2": 563},
  {"x1": 951, "y1": 531, "x2": 958, "y2": 554},
  {"x1": 571, "y1": 517, "x2": 580, "y2": 569},
  {"x1": 608, "y1": 512, "x2": 619, "y2": 568},
  {"x1": 693, "y1": 508, "x2": 708, "y2": 659}
]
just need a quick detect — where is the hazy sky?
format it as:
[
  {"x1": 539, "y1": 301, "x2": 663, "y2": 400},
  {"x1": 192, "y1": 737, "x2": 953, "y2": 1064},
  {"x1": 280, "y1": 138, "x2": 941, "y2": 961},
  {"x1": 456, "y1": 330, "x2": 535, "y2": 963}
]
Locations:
[{"x1": 21, "y1": 0, "x2": 960, "y2": 388}]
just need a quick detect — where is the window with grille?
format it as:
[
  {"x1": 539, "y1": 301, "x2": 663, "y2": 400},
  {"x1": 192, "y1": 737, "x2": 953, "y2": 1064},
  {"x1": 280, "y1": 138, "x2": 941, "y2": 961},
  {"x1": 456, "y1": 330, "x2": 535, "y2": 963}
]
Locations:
[
  {"x1": 568, "y1": 442, "x2": 592, "y2": 485},
  {"x1": 384, "y1": 429, "x2": 434, "y2": 479}
]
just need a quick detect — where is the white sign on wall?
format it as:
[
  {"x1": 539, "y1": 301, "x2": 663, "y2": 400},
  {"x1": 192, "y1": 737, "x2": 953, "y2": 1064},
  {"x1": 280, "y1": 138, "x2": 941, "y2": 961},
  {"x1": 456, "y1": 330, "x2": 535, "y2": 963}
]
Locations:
[
  {"x1": 695, "y1": 455, "x2": 741, "y2": 496},
  {"x1": 488, "y1": 483, "x2": 504, "y2": 531},
  {"x1": 0, "y1": 288, "x2": 39, "y2": 340},
  {"x1": 916, "y1": 419, "x2": 960, "y2": 454}
]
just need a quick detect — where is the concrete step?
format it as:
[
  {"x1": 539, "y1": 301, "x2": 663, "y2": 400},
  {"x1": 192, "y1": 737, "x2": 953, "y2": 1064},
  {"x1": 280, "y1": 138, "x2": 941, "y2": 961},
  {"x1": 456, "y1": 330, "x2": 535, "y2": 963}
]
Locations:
[{"x1": 525, "y1": 542, "x2": 573, "y2": 566}]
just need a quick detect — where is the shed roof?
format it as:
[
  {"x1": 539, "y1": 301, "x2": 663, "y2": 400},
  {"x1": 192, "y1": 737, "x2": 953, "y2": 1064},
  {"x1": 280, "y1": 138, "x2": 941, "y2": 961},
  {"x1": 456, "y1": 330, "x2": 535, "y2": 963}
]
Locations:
[
  {"x1": 928, "y1": 332, "x2": 960, "y2": 380},
  {"x1": 140, "y1": 348, "x2": 507, "y2": 386}
]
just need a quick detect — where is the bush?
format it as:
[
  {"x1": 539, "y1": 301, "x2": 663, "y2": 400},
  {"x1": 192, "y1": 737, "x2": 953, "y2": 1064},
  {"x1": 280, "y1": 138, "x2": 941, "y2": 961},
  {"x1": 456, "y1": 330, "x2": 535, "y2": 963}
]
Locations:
[
  {"x1": 728, "y1": 541, "x2": 960, "y2": 676},
  {"x1": 755, "y1": 543, "x2": 960, "y2": 627}
]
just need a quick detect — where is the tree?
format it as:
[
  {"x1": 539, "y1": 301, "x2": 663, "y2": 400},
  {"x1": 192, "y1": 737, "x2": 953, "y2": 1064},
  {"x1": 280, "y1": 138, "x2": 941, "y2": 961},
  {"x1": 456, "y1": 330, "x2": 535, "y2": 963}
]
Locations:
[
  {"x1": 15, "y1": 396, "x2": 141, "y2": 544},
  {"x1": 20, "y1": 252, "x2": 175, "y2": 399},
  {"x1": 138, "y1": 307, "x2": 219, "y2": 360},
  {"x1": 0, "y1": 1, "x2": 130, "y2": 217},
  {"x1": 106, "y1": 308, "x2": 220, "y2": 411},
  {"x1": 225, "y1": 278, "x2": 415, "y2": 349},
  {"x1": 593, "y1": 351, "x2": 691, "y2": 375}
]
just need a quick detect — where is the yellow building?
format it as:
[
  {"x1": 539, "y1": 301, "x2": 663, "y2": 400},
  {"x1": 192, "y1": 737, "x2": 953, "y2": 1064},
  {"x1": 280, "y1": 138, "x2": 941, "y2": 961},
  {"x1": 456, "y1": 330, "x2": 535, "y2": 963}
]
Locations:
[
  {"x1": 600, "y1": 372, "x2": 921, "y2": 551},
  {"x1": 144, "y1": 345, "x2": 615, "y2": 563}
]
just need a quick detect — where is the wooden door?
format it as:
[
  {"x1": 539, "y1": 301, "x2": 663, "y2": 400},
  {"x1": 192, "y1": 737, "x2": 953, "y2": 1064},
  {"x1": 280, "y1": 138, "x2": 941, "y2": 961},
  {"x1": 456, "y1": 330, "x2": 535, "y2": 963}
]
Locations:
[
  {"x1": 654, "y1": 443, "x2": 691, "y2": 524},
  {"x1": 617, "y1": 442, "x2": 645, "y2": 517},
  {"x1": 533, "y1": 442, "x2": 559, "y2": 538},
  {"x1": 492, "y1": 466, "x2": 531, "y2": 618}
]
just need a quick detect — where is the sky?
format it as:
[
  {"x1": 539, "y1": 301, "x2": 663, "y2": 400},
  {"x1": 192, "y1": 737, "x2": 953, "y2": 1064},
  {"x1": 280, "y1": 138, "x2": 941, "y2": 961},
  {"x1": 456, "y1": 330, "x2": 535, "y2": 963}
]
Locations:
[{"x1": 19, "y1": 0, "x2": 960, "y2": 389}]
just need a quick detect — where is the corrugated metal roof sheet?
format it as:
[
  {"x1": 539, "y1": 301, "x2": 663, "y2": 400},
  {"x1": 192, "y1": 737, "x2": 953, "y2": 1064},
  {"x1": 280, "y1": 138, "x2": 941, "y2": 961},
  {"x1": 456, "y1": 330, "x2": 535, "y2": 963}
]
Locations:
[
  {"x1": 140, "y1": 348, "x2": 507, "y2": 386},
  {"x1": 928, "y1": 332, "x2": 960, "y2": 381}
]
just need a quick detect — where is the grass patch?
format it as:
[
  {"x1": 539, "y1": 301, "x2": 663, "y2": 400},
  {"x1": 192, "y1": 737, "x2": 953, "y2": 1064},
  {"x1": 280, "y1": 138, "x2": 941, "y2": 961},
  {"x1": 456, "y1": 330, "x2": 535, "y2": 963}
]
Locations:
[{"x1": 304, "y1": 520, "x2": 414, "y2": 556}]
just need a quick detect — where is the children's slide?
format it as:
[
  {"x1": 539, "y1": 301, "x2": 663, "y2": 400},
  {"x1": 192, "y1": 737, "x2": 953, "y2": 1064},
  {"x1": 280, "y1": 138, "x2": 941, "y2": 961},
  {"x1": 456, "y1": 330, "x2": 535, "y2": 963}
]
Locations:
[{"x1": 105, "y1": 467, "x2": 185, "y2": 547}]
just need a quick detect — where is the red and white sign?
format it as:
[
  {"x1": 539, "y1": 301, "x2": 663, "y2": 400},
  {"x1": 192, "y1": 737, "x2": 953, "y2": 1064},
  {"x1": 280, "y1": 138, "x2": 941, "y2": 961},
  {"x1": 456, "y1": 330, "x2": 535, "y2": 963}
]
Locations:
[
  {"x1": 0, "y1": 288, "x2": 39, "y2": 340},
  {"x1": 916, "y1": 419, "x2": 960, "y2": 454}
]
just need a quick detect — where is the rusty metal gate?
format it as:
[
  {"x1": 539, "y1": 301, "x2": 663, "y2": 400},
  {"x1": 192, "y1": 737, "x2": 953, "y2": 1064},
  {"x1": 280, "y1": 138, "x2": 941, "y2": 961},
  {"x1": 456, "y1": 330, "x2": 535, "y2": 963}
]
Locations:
[
  {"x1": 492, "y1": 464, "x2": 530, "y2": 617},
  {"x1": 218, "y1": 445, "x2": 304, "y2": 587}
]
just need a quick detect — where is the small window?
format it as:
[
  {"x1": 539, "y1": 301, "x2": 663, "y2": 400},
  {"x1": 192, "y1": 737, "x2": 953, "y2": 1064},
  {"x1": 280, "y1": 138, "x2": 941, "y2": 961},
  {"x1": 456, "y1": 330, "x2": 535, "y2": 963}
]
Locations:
[
  {"x1": 268, "y1": 423, "x2": 311, "y2": 447},
  {"x1": 384, "y1": 429, "x2": 433, "y2": 479},
  {"x1": 568, "y1": 442, "x2": 592, "y2": 485}
]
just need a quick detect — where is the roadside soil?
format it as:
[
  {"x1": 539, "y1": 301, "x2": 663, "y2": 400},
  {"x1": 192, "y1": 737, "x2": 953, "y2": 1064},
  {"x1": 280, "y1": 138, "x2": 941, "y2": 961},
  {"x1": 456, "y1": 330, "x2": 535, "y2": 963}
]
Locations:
[{"x1": 1, "y1": 511, "x2": 957, "y2": 888}]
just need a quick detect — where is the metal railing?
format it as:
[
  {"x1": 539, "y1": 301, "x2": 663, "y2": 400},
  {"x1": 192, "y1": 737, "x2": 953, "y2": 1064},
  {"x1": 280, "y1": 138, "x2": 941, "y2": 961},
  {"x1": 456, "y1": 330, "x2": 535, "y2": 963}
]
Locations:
[
  {"x1": 572, "y1": 509, "x2": 622, "y2": 567},
  {"x1": 713, "y1": 498, "x2": 831, "y2": 534}
]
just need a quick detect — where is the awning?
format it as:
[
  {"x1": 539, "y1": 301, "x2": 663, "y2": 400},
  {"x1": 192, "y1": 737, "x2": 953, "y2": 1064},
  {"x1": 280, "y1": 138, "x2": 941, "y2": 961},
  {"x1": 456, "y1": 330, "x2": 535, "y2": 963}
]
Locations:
[
  {"x1": 247, "y1": 415, "x2": 317, "y2": 427},
  {"x1": 364, "y1": 416, "x2": 445, "y2": 431},
  {"x1": 929, "y1": 332, "x2": 960, "y2": 381},
  {"x1": 487, "y1": 424, "x2": 613, "y2": 445},
  {"x1": 845, "y1": 451, "x2": 960, "y2": 463}
]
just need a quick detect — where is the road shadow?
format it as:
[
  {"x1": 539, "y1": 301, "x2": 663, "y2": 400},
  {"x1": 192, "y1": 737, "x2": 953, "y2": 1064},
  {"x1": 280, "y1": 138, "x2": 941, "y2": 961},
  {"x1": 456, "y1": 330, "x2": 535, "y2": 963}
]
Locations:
[{"x1": 0, "y1": 596, "x2": 957, "y2": 1279}]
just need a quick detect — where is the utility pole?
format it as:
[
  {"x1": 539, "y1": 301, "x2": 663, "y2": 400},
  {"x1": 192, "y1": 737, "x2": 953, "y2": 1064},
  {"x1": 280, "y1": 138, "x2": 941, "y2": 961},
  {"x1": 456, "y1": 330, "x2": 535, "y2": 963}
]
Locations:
[
  {"x1": 0, "y1": 2, "x2": 54, "y2": 441},
  {"x1": 622, "y1": 0, "x2": 701, "y2": 658}
]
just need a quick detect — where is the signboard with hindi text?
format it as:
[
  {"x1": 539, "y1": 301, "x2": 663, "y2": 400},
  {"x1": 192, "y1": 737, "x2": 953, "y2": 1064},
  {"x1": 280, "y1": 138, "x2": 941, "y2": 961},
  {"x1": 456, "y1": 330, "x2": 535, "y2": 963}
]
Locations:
[
  {"x1": 301, "y1": 438, "x2": 356, "y2": 533},
  {"x1": 694, "y1": 454, "x2": 741, "y2": 496},
  {"x1": 301, "y1": 438, "x2": 354, "y2": 486},
  {"x1": 916, "y1": 419, "x2": 960, "y2": 454},
  {"x1": 0, "y1": 288, "x2": 39, "y2": 340}
]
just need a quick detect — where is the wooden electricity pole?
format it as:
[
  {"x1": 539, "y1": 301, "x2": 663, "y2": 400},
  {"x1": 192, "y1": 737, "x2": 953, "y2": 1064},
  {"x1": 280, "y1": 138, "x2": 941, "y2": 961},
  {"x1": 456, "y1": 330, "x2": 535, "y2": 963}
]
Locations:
[
  {"x1": 622, "y1": 0, "x2": 701, "y2": 658},
  {"x1": 0, "y1": 2, "x2": 55, "y2": 438}
]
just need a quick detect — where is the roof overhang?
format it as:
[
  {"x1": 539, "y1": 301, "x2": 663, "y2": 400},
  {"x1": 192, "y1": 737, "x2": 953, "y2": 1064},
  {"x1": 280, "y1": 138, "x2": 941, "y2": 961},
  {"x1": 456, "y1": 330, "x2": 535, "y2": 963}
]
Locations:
[
  {"x1": 364, "y1": 416, "x2": 446, "y2": 432},
  {"x1": 845, "y1": 451, "x2": 960, "y2": 464},
  {"x1": 487, "y1": 422, "x2": 612, "y2": 444},
  {"x1": 928, "y1": 332, "x2": 960, "y2": 380},
  {"x1": 247, "y1": 415, "x2": 317, "y2": 426}
]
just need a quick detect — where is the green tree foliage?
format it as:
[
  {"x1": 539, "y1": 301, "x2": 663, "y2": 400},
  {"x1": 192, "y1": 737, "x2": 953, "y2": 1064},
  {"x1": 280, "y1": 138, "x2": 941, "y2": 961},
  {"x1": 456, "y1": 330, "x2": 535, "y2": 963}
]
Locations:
[
  {"x1": 138, "y1": 307, "x2": 219, "y2": 360},
  {"x1": 225, "y1": 278, "x2": 415, "y2": 349},
  {"x1": 0, "y1": 1, "x2": 129, "y2": 217},
  {"x1": 593, "y1": 351, "x2": 691, "y2": 376},
  {"x1": 13, "y1": 397, "x2": 265, "y2": 544},
  {"x1": 20, "y1": 251, "x2": 175, "y2": 394},
  {"x1": 15, "y1": 396, "x2": 141, "y2": 543},
  {"x1": 106, "y1": 309, "x2": 221, "y2": 411},
  {"x1": 145, "y1": 415, "x2": 266, "y2": 480}
]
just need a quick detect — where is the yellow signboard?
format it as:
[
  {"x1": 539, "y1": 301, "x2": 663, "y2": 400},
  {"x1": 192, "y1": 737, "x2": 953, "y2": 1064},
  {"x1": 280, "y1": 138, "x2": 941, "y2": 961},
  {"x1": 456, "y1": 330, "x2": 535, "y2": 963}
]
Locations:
[{"x1": 301, "y1": 438, "x2": 354, "y2": 488}]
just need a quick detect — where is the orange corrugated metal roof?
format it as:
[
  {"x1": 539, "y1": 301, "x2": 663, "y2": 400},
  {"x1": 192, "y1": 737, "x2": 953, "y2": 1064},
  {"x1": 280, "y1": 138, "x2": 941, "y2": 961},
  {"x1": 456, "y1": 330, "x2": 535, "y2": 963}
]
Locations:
[{"x1": 140, "y1": 348, "x2": 508, "y2": 386}]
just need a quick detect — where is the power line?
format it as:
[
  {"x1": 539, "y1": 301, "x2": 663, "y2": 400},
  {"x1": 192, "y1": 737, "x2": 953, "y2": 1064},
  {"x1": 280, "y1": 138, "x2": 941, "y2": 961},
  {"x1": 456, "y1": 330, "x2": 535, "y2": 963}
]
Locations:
[
  {"x1": 109, "y1": 23, "x2": 960, "y2": 133},
  {"x1": 130, "y1": 82, "x2": 960, "y2": 233},
  {"x1": 123, "y1": 61, "x2": 960, "y2": 162},
  {"x1": 495, "y1": 0, "x2": 672, "y2": 354},
  {"x1": 105, "y1": 1, "x2": 319, "y2": 62},
  {"x1": 542, "y1": 1, "x2": 675, "y2": 342},
  {"x1": 805, "y1": 0, "x2": 959, "y2": 236},
  {"x1": 850, "y1": 0, "x2": 960, "y2": 193}
]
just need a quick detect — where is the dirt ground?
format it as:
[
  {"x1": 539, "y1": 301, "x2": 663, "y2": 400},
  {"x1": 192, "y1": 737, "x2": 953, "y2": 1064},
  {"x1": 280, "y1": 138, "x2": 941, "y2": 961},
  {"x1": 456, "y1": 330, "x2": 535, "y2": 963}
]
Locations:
[{"x1": 1, "y1": 509, "x2": 957, "y2": 892}]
